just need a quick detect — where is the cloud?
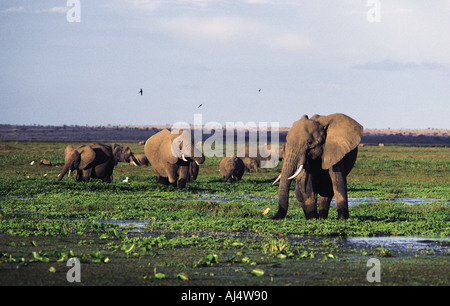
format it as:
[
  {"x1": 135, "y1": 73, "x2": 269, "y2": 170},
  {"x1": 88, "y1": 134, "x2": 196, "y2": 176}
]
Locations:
[
  {"x1": 1, "y1": 6, "x2": 25, "y2": 13},
  {"x1": 352, "y1": 60, "x2": 446, "y2": 71},
  {"x1": 349, "y1": 8, "x2": 413, "y2": 16},
  {"x1": 120, "y1": 0, "x2": 216, "y2": 11},
  {"x1": 36, "y1": 7, "x2": 69, "y2": 14},
  {"x1": 158, "y1": 16, "x2": 312, "y2": 52}
]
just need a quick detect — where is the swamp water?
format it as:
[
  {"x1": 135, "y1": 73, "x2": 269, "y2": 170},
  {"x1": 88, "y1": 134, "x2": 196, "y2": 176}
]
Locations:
[
  {"x1": 175, "y1": 193, "x2": 449, "y2": 206},
  {"x1": 2, "y1": 195, "x2": 449, "y2": 286},
  {"x1": 92, "y1": 195, "x2": 449, "y2": 256}
]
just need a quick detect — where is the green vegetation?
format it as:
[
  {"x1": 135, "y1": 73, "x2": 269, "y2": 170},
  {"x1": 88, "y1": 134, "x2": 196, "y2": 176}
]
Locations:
[{"x1": 0, "y1": 141, "x2": 449, "y2": 285}]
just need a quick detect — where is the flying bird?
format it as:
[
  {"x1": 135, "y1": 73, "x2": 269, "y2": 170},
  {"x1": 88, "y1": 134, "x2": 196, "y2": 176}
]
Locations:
[
  {"x1": 138, "y1": 88, "x2": 143, "y2": 96},
  {"x1": 198, "y1": 104, "x2": 203, "y2": 108},
  {"x1": 258, "y1": 88, "x2": 261, "y2": 93}
]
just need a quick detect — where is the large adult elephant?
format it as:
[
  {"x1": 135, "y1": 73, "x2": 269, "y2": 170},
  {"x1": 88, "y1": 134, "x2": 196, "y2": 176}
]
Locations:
[
  {"x1": 144, "y1": 129, "x2": 205, "y2": 188},
  {"x1": 272, "y1": 113, "x2": 363, "y2": 220},
  {"x1": 58, "y1": 143, "x2": 115, "y2": 183}
]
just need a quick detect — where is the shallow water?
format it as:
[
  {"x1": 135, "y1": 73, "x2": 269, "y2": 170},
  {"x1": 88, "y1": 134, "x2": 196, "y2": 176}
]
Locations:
[
  {"x1": 345, "y1": 236, "x2": 450, "y2": 255},
  {"x1": 94, "y1": 219, "x2": 148, "y2": 229},
  {"x1": 191, "y1": 193, "x2": 449, "y2": 206},
  {"x1": 93, "y1": 218, "x2": 450, "y2": 256},
  {"x1": 344, "y1": 197, "x2": 449, "y2": 206}
]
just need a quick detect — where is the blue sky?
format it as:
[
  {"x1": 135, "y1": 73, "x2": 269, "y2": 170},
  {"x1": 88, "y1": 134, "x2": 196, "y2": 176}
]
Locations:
[{"x1": 1, "y1": 0, "x2": 449, "y2": 129}]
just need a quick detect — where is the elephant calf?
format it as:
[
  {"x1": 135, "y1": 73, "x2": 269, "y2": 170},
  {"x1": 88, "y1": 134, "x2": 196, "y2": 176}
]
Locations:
[
  {"x1": 112, "y1": 144, "x2": 139, "y2": 165},
  {"x1": 241, "y1": 157, "x2": 258, "y2": 172},
  {"x1": 219, "y1": 156, "x2": 245, "y2": 182},
  {"x1": 58, "y1": 143, "x2": 115, "y2": 183}
]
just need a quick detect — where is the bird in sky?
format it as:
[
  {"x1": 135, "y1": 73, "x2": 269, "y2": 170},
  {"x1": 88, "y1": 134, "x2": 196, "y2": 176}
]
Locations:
[
  {"x1": 198, "y1": 104, "x2": 203, "y2": 108},
  {"x1": 258, "y1": 88, "x2": 261, "y2": 93},
  {"x1": 139, "y1": 88, "x2": 143, "y2": 96}
]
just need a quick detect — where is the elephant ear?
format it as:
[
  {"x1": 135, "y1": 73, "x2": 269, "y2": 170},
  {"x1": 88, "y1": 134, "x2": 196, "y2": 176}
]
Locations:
[
  {"x1": 312, "y1": 113, "x2": 363, "y2": 170},
  {"x1": 64, "y1": 145, "x2": 74, "y2": 162},
  {"x1": 77, "y1": 146, "x2": 96, "y2": 170},
  {"x1": 169, "y1": 129, "x2": 193, "y2": 162}
]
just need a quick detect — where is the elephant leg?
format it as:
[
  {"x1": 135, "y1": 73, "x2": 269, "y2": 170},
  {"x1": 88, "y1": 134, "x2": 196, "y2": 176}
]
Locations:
[
  {"x1": 178, "y1": 179, "x2": 187, "y2": 188},
  {"x1": 295, "y1": 189, "x2": 318, "y2": 219},
  {"x1": 76, "y1": 169, "x2": 83, "y2": 182},
  {"x1": 301, "y1": 197, "x2": 318, "y2": 219},
  {"x1": 318, "y1": 196, "x2": 333, "y2": 219},
  {"x1": 82, "y1": 169, "x2": 92, "y2": 182},
  {"x1": 295, "y1": 174, "x2": 318, "y2": 219},
  {"x1": 166, "y1": 167, "x2": 178, "y2": 187},
  {"x1": 329, "y1": 162, "x2": 349, "y2": 219},
  {"x1": 177, "y1": 166, "x2": 189, "y2": 188}
]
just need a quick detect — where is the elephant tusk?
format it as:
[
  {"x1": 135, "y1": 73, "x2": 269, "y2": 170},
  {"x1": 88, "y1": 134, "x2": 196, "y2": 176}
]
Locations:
[
  {"x1": 181, "y1": 154, "x2": 188, "y2": 162},
  {"x1": 288, "y1": 165, "x2": 303, "y2": 180},
  {"x1": 272, "y1": 174, "x2": 281, "y2": 185},
  {"x1": 194, "y1": 160, "x2": 200, "y2": 166}
]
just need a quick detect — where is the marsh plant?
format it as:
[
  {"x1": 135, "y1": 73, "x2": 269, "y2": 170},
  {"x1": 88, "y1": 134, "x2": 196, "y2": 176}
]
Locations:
[{"x1": 0, "y1": 141, "x2": 449, "y2": 285}]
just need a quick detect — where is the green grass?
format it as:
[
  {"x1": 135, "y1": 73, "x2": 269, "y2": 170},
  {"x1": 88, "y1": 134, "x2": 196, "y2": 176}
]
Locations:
[{"x1": 0, "y1": 141, "x2": 449, "y2": 285}]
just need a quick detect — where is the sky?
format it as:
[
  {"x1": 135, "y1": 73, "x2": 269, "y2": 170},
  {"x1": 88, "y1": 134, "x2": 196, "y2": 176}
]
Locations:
[{"x1": 1, "y1": 0, "x2": 449, "y2": 129}]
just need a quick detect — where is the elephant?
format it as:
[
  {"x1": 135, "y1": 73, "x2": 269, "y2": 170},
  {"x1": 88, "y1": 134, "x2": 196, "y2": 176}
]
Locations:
[
  {"x1": 112, "y1": 144, "x2": 139, "y2": 165},
  {"x1": 130, "y1": 153, "x2": 150, "y2": 166},
  {"x1": 179, "y1": 159, "x2": 199, "y2": 182},
  {"x1": 144, "y1": 129, "x2": 205, "y2": 188},
  {"x1": 237, "y1": 143, "x2": 284, "y2": 169},
  {"x1": 219, "y1": 156, "x2": 245, "y2": 182},
  {"x1": 58, "y1": 143, "x2": 115, "y2": 183},
  {"x1": 272, "y1": 113, "x2": 363, "y2": 220},
  {"x1": 241, "y1": 157, "x2": 258, "y2": 172}
]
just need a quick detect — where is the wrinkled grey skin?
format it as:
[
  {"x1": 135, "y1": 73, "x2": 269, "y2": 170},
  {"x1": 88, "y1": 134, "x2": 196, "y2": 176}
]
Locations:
[
  {"x1": 112, "y1": 144, "x2": 139, "y2": 165},
  {"x1": 219, "y1": 156, "x2": 245, "y2": 182},
  {"x1": 58, "y1": 143, "x2": 115, "y2": 183},
  {"x1": 273, "y1": 113, "x2": 363, "y2": 220},
  {"x1": 145, "y1": 129, "x2": 205, "y2": 188}
]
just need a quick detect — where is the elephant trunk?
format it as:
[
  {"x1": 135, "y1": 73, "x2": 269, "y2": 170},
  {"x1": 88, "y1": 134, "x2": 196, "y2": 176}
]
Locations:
[
  {"x1": 223, "y1": 172, "x2": 232, "y2": 182},
  {"x1": 130, "y1": 153, "x2": 139, "y2": 165},
  {"x1": 192, "y1": 155, "x2": 205, "y2": 166},
  {"x1": 273, "y1": 147, "x2": 306, "y2": 219},
  {"x1": 58, "y1": 163, "x2": 71, "y2": 181}
]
